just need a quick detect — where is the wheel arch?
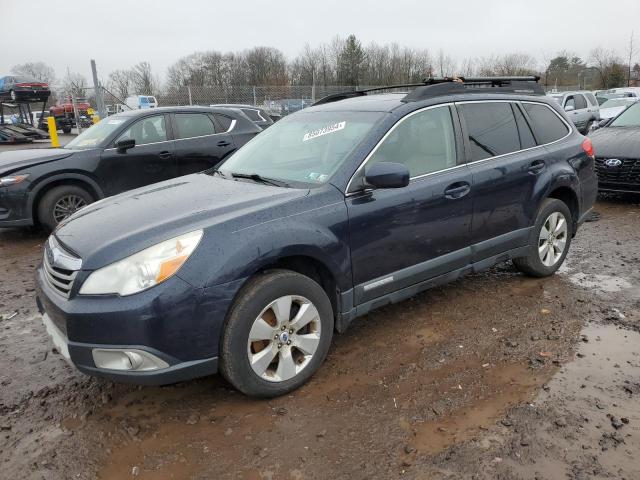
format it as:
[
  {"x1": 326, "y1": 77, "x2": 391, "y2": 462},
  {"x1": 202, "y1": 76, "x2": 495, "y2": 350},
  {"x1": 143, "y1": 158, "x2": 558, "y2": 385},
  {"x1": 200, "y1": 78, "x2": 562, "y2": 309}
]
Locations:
[
  {"x1": 546, "y1": 185, "x2": 579, "y2": 235},
  {"x1": 28, "y1": 174, "x2": 104, "y2": 225}
]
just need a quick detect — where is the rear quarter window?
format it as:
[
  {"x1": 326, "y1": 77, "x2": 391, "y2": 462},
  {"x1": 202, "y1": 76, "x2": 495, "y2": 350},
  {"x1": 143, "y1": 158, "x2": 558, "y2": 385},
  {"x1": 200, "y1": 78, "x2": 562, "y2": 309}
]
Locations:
[
  {"x1": 522, "y1": 103, "x2": 570, "y2": 145},
  {"x1": 214, "y1": 114, "x2": 233, "y2": 131},
  {"x1": 241, "y1": 108, "x2": 264, "y2": 122}
]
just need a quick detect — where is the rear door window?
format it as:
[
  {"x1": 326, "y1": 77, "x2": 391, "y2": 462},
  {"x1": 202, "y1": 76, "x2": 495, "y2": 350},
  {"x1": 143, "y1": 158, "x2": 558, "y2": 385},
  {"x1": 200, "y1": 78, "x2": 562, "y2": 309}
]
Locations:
[
  {"x1": 574, "y1": 94, "x2": 587, "y2": 110},
  {"x1": 459, "y1": 102, "x2": 521, "y2": 161},
  {"x1": 522, "y1": 103, "x2": 570, "y2": 144},
  {"x1": 585, "y1": 92, "x2": 598, "y2": 106},
  {"x1": 214, "y1": 114, "x2": 233, "y2": 131},
  {"x1": 174, "y1": 113, "x2": 217, "y2": 139},
  {"x1": 564, "y1": 96, "x2": 576, "y2": 110}
]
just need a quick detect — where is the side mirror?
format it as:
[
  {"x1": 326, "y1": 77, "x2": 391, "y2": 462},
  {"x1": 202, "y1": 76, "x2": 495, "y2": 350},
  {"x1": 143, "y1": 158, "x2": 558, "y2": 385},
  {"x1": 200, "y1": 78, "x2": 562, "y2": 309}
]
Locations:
[
  {"x1": 564, "y1": 105, "x2": 575, "y2": 112},
  {"x1": 364, "y1": 162, "x2": 410, "y2": 189},
  {"x1": 115, "y1": 138, "x2": 135, "y2": 153}
]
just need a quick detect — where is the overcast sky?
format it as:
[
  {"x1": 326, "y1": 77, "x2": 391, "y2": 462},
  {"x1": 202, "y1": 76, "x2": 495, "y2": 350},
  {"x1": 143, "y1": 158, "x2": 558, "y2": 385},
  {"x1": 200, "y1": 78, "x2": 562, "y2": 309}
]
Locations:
[{"x1": 4, "y1": 0, "x2": 639, "y2": 84}]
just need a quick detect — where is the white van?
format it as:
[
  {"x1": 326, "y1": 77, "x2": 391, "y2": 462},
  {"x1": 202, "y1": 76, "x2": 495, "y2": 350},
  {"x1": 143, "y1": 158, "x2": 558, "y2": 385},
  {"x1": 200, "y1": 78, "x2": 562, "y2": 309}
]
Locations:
[{"x1": 124, "y1": 95, "x2": 158, "y2": 110}]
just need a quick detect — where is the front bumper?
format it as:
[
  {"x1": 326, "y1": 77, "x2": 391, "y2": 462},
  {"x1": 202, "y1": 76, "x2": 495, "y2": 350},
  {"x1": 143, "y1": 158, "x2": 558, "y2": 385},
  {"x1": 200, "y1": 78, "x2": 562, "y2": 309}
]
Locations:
[
  {"x1": 0, "y1": 185, "x2": 32, "y2": 227},
  {"x1": 35, "y1": 265, "x2": 246, "y2": 385}
]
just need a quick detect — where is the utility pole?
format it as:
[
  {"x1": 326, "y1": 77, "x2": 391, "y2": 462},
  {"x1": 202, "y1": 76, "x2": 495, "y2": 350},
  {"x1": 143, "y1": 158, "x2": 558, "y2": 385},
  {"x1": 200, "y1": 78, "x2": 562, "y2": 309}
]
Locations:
[
  {"x1": 628, "y1": 31, "x2": 635, "y2": 87},
  {"x1": 90, "y1": 60, "x2": 106, "y2": 119}
]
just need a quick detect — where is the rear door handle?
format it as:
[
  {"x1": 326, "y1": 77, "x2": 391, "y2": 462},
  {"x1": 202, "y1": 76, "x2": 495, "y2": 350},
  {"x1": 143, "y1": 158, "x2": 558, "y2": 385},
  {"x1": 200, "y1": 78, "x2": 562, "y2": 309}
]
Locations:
[
  {"x1": 528, "y1": 160, "x2": 545, "y2": 174},
  {"x1": 217, "y1": 140, "x2": 231, "y2": 147},
  {"x1": 444, "y1": 182, "x2": 471, "y2": 199},
  {"x1": 158, "y1": 151, "x2": 172, "y2": 159}
]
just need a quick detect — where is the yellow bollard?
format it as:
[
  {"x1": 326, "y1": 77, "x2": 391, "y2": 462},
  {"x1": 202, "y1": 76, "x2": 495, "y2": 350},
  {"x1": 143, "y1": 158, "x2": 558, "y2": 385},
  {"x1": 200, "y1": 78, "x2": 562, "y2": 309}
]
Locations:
[
  {"x1": 47, "y1": 117, "x2": 60, "y2": 148},
  {"x1": 92, "y1": 115, "x2": 100, "y2": 124}
]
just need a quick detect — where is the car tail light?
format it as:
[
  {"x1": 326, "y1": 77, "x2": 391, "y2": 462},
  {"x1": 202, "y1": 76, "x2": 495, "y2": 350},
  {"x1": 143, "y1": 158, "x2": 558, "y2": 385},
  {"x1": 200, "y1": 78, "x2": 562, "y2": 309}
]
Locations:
[{"x1": 582, "y1": 138, "x2": 594, "y2": 158}]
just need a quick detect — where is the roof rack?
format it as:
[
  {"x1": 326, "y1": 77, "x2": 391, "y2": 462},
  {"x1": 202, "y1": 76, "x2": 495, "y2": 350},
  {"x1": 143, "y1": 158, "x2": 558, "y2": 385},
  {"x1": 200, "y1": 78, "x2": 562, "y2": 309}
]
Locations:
[{"x1": 312, "y1": 76, "x2": 544, "y2": 106}]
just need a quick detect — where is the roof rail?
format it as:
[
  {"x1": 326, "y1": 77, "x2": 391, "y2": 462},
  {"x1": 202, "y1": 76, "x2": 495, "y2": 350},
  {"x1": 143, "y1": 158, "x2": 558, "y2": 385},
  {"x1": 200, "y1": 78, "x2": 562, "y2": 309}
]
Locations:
[{"x1": 312, "y1": 76, "x2": 544, "y2": 106}]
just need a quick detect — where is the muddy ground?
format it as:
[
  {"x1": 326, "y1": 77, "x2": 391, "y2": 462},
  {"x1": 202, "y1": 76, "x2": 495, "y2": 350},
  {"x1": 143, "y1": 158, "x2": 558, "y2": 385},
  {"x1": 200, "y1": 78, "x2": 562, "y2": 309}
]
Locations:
[{"x1": 1, "y1": 196, "x2": 639, "y2": 480}]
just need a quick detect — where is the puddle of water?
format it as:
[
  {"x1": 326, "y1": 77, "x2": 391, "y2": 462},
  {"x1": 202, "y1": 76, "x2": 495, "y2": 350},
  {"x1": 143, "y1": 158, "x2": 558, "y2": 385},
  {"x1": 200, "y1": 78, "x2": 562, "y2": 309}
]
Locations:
[{"x1": 566, "y1": 273, "x2": 633, "y2": 293}]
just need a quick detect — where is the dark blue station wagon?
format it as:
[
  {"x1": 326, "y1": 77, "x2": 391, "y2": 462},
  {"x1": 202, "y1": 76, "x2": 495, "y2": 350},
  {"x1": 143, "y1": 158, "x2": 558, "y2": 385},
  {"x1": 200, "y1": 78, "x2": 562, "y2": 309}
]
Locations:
[{"x1": 36, "y1": 77, "x2": 598, "y2": 397}]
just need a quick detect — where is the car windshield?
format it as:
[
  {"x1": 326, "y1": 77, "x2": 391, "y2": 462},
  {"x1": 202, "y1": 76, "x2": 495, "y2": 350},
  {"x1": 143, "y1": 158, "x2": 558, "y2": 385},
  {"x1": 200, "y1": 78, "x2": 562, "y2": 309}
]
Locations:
[
  {"x1": 601, "y1": 99, "x2": 635, "y2": 109},
  {"x1": 609, "y1": 102, "x2": 640, "y2": 127},
  {"x1": 219, "y1": 110, "x2": 384, "y2": 186},
  {"x1": 64, "y1": 117, "x2": 128, "y2": 150}
]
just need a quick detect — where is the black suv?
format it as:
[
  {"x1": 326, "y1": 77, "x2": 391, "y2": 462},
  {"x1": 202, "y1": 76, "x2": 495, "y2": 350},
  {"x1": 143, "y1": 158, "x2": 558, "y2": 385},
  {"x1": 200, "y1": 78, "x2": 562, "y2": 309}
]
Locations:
[
  {"x1": 0, "y1": 107, "x2": 260, "y2": 231},
  {"x1": 36, "y1": 77, "x2": 598, "y2": 397}
]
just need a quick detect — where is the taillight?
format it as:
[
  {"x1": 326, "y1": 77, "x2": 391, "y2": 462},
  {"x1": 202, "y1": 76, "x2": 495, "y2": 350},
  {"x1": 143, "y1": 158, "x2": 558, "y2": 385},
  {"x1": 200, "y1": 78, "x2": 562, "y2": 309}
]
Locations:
[{"x1": 582, "y1": 138, "x2": 594, "y2": 158}]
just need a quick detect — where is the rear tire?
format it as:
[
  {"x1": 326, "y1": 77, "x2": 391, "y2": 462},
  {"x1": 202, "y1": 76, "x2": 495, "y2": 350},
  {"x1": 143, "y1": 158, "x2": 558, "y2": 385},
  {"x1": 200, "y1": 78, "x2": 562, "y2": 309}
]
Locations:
[
  {"x1": 513, "y1": 198, "x2": 572, "y2": 277},
  {"x1": 220, "y1": 270, "x2": 334, "y2": 397},
  {"x1": 37, "y1": 185, "x2": 93, "y2": 233}
]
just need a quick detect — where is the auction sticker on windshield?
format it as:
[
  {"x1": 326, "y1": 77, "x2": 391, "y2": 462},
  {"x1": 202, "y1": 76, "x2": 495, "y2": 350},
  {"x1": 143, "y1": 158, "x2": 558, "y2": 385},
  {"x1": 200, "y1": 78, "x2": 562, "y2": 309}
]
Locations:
[{"x1": 303, "y1": 121, "x2": 346, "y2": 142}]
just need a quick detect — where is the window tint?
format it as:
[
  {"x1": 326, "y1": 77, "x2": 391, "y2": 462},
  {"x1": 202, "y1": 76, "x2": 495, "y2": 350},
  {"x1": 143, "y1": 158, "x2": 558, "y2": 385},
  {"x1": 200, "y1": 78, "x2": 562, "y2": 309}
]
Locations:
[
  {"x1": 564, "y1": 96, "x2": 576, "y2": 110},
  {"x1": 574, "y1": 94, "x2": 587, "y2": 110},
  {"x1": 116, "y1": 115, "x2": 167, "y2": 145},
  {"x1": 366, "y1": 106, "x2": 457, "y2": 178},
  {"x1": 513, "y1": 104, "x2": 536, "y2": 149},
  {"x1": 214, "y1": 114, "x2": 232, "y2": 131},
  {"x1": 241, "y1": 108, "x2": 264, "y2": 122},
  {"x1": 522, "y1": 103, "x2": 570, "y2": 144},
  {"x1": 174, "y1": 113, "x2": 216, "y2": 139},
  {"x1": 460, "y1": 102, "x2": 520, "y2": 161}
]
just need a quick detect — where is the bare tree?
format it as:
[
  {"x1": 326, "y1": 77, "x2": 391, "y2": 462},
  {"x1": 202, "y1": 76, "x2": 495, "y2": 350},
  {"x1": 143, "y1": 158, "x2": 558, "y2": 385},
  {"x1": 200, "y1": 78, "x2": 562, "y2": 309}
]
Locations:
[
  {"x1": 61, "y1": 70, "x2": 87, "y2": 99},
  {"x1": 590, "y1": 47, "x2": 624, "y2": 89},
  {"x1": 130, "y1": 62, "x2": 157, "y2": 95},
  {"x1": 107, "y1": 69, "x2": 134, "y2": 99},
  {"x1": 11, "y1": 62, "x2": 56, "y2": 84},
  {"x1": 435, "y1": 50, "x2": 456, "y2": 77},
  {"x1": 627, "y1": 31, "x2": 635, "y2": 87}
]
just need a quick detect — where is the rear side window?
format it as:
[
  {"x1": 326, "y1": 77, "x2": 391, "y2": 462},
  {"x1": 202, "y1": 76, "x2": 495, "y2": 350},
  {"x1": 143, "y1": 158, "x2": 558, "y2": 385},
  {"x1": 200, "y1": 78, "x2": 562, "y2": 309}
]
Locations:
[
  {"x1": 574, "y1": 94, "x2": 587, "y2": 110},
  {"x1": 522, "y1": 103, "x2": 570, "y2": 144},
  {"x1": 460, "y1": 103, "x2": 520, "y2": 161},
  {"x1": 214, "y1": 114, "x2": 233, "y2": 131},
  {"x1": 174, "y1": 113, "x2": 216, "y2": 139},
  {"x1": 241, "y1": 108, "x2": 264, "y2": 122}
]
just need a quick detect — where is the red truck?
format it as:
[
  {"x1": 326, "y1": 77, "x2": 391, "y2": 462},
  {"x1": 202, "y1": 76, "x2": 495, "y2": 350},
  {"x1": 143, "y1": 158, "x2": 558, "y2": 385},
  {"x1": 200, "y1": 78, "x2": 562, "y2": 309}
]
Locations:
[{"x1": 48, "y1": 100, "x2": 93, "y2": 133}]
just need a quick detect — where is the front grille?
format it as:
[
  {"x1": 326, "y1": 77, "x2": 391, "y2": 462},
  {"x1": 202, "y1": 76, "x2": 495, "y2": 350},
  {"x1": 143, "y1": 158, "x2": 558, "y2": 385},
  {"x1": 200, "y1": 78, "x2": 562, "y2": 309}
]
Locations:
[
  {"x1": 595, "y1": 157, "x2": 640, "y2": 186},
  {"x1": 42, "y1": 239, "x2": 80, "y2": 298}
]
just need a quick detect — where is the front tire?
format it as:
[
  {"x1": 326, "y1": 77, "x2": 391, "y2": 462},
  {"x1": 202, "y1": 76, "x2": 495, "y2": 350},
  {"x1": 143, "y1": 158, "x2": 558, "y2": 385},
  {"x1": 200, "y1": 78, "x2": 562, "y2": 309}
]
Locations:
[
  {"x1": 220, "y1": 270, "x2": 334, "y2": 397},
  {"x1": 37, "y1": 185, "x2": 93, "y2": 233},
  {"x1": 513, "y1": 198, "x2": 572, "y2": 277}
]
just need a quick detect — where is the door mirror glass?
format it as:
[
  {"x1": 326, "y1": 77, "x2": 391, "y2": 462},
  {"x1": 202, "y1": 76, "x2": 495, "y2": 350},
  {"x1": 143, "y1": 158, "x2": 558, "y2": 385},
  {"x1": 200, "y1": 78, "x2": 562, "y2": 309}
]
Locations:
[
  {"x1": 365, "y1": 162, "x2": 410, "y2": 189},
  {"x1": 115, "y1": 138, "x2": 135, "y2": 153}
]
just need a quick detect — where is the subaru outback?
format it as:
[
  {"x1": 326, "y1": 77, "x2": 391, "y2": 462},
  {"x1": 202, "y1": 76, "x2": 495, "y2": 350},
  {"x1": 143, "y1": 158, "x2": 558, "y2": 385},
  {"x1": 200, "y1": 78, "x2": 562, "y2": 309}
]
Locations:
[{"x1": 36, "y1": 77, "x2": 598, "y2": 397}]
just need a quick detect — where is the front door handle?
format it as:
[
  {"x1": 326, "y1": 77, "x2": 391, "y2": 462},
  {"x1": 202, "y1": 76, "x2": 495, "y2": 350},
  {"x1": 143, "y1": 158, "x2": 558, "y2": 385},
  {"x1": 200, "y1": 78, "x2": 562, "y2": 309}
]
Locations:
[
  {"x1": 158, "y1": 151, "x2": 172, "y2": 159},
  {"x1": 528, "y1": 160, "x2": 545, "y2": 174},
  {"x1": 217, "y1": 140, "x2": 231, "y2": 147},
  {"x1": 444, "y1": 182, "x2": 471, "y2": 199}
]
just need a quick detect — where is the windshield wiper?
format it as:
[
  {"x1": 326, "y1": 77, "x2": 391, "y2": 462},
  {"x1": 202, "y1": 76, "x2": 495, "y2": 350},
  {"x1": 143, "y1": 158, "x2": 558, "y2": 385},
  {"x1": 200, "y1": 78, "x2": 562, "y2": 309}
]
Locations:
[{"x1": 230, "y1": 172, "x2": 290, "y2": 188}]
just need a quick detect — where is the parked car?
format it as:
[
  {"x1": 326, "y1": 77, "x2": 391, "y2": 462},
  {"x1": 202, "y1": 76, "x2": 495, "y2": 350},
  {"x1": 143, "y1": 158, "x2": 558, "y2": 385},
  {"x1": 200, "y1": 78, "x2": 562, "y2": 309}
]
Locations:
[
  {"x1": 595, "y1": 97, "x2": 640, "y2": 124},
  {"x1": 124, "y1": 95, "x2": 158, "y2": 110},
  {"x1": 0, "y1": 106, "x2": 260, "y2": 231},
  {"x1": 0, "y1": 75, "x2": 50, "y2": 102},
  {"x1": 35, "y1": 77, "x2": 597, "y2": 397},
  {"x1": 590, "y1": 101, "x2": 640, "y2": 193},
  {"x1": 210, "y1": 104, "x2": 274, "y2": 129},
  {"x1": 549, "y1": 91, "x2": 600, "y2": 133}
]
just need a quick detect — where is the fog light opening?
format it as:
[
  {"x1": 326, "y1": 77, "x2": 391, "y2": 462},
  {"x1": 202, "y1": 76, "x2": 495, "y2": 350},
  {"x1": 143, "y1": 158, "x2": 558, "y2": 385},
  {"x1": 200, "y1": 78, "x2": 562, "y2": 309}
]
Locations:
[{"x1": 92, "y1": 349, "x2": 169, "y2": 372}]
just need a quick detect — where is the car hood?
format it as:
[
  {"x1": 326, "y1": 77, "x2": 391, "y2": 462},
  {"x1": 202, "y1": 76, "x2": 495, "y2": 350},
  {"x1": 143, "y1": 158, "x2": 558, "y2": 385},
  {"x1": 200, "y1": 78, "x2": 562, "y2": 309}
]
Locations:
[
  {"x1": 599, "y1": 106, "x2": 627, "y2": 120},
  {"x1": 0, "y1": 148, "x2": 74, "y2": 175},
  {"x1": 590, "y1": 127, "x2": 640, "y2": 158},
  {"x1": 54, "y1": 173, "x2": 310, "y2": 269}
]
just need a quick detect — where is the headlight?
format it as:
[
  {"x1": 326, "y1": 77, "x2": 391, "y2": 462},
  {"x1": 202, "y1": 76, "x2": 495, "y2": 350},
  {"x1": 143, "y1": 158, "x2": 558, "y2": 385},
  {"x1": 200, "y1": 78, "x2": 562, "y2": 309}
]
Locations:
[
  {"x1": 79, "y1": 230, "x2": 203, "y2": 296},
  {"x1": 0, "y1": 174, "x2": 29, "y2": 187}
]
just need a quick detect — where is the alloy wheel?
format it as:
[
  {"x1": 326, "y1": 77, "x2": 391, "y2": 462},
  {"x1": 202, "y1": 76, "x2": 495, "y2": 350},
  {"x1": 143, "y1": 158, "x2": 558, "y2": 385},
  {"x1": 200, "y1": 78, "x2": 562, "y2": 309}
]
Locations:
[
  {"x1": 538, "y1": 212, "x2": 568, "y2": 267},
  {"x1": 52, "y1": 195, "x2": 87, "y2": 223},
  {"x1": 247, "y1": 295, "x2": 322, "y2": 382}
]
